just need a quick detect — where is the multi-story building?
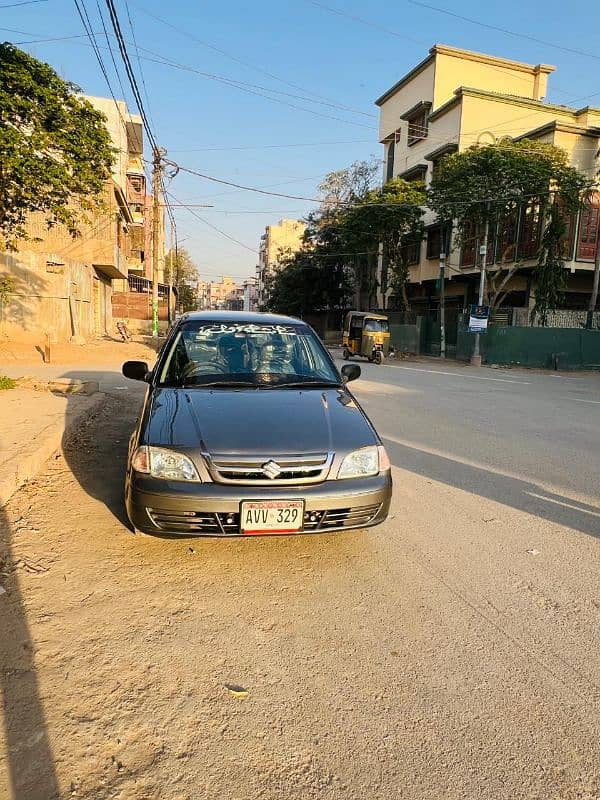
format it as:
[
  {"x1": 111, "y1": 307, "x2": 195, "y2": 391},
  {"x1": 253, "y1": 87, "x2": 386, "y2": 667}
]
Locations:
[
  {"x1": 256, "y1": 219, "x2": 306, "y2": 309},
  {"x1": 1, "y1": 96, "x2": 162, "y2": 340},
  {"x1": 197, "y1": 280, "x2": 210, "y2": 310},
  {"x1": 243, "y1": 278, "x2": 258, "y2": 312},
  {"x1": 201, "y1": 275, "x2": 243, "y2": 310},
  {"x1": 375, "y1": 44, "x2": 600, "y2": 311}
]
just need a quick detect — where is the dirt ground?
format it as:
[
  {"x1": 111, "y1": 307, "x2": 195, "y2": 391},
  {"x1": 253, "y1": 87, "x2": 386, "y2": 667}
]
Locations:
[
  {"x1": 0, "y1": 336, "x2": 160, "y2": 369},
  {"x1": 1, "y1": 355, "x2": 600, "y2": 800}
]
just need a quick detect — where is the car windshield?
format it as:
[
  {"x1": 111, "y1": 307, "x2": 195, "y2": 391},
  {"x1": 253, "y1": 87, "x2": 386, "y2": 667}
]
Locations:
[
  {"x1": 158, "y1": 321, "x2": 341, "y2": 388},
  {"x1": 363, "y1": 319, "x2": 389, "y2": 333}
]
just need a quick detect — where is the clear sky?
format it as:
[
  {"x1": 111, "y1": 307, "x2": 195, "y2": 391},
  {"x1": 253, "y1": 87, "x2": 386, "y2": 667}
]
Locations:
[{"x1": 3, "y1": 0, "x2": 600, "y2": 282}]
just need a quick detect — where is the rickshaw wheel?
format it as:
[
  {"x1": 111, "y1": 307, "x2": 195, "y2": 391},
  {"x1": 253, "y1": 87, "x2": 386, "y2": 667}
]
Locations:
[
  {"x1": 342, "y1": 348, "x2": 351, "y2": 360},
  {"x1": 374, "y1": 351, "x2": 384, "y2": 365}
]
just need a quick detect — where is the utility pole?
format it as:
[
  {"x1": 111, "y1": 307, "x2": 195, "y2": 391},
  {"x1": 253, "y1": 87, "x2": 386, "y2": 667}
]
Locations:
[
  {"x1": 439, "y1": 249, "x2": 446, "y2": 359},
  {"x1": 151, "y1": 146, "x2": 162, "y2": 338},
  {"x1": 471, "y1": 210, "x2": 490, "y2": 367},
  {"x1": 168, "y1": 219, "x2": 177, "y2": 326},
  {"x1": 586, "y1": 219, "x2": 600, "y2": 329}
]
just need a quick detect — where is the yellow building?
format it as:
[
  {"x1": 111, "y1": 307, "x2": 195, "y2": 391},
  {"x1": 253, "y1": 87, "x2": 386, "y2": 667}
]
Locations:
[
  {"x1": 1, "y1": 97, "x2": 157, "y2": 341},
  {"x1": 376, "y1": 44, "x2": 600, "y2": 311},
  {"x1": 205, "y1": 276, "x2": 243, "y2": 310},
  {"x1": 256, "y1": 218, "x2": 306, "y2": 309}
]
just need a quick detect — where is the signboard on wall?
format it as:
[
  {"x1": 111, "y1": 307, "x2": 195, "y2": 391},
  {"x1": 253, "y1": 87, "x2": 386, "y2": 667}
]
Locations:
[{"x1": 468, "y1": 305, "x2": 490, "y2": 333}]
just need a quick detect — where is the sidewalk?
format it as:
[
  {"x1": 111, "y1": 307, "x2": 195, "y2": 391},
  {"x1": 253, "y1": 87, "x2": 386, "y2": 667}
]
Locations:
[
  {"x1": 0, "y1": 386, "x2": 104, "y2": 506},
  {"x1": 0, "y1": 337, "x2": 158, "y2": 506}
]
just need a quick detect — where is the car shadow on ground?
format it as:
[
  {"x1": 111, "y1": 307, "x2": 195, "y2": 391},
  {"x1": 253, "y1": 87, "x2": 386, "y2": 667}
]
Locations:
[
  {"x1": 0, "y1": 506, "x2": 61, "y2": 800},
  {"x1": 383, "y1": 437, "x2": 600, "y2": 539},
  {"x1": 59, "y1": 370, "x2": 147, "y2": 531}
]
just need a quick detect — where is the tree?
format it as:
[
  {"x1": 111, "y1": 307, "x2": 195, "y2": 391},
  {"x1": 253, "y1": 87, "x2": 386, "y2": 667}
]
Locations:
[
  {"x1": 317, "y1": 159, "x2": 380, "y2": 212},
  {"x1": 428, "y1": 139, "x2": 591, "y2": 323},
  {"x1": 266, "y1": 162, "x2": 428, "y2": 315},
  {"x1": 164, "y1": 247, "x2": 199, "y2": 312},
  {"x1": 0, "y1": 43, "x2": 115, "y2": 249},
  {"x1": 341, "y1": 179, "x2": 426, "y2": 310}
]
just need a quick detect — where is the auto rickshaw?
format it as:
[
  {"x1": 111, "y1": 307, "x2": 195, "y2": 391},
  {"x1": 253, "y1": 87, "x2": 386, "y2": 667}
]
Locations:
[{"x1": 342, "y1": 311, "x2": 391, "y2": 365}]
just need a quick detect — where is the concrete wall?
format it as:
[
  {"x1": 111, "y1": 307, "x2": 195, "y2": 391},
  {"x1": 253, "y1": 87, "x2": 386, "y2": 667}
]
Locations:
[
  {"x1": 0, "y1": 250, "x2": 106, "y2": 342},
  {"x1": 434, "y1": 49, "x2": 551, "y2": 109},
  {"x1": 379, "y1": 60, "x2": 435, "y2": 141}
]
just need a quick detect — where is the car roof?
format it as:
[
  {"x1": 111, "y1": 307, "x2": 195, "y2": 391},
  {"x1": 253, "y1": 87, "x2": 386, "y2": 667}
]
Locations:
[
  {"x1": 345, "y1": 311, "x2": 388, "y2": 319},
  {"x1": 178, "y1": 310, "x2": 305, "y2": 325}
]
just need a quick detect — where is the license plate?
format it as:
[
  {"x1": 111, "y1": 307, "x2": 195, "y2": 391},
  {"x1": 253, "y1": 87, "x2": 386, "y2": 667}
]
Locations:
[{"x1": 240, "y1": 500, "x2": 304, "y2": 534}]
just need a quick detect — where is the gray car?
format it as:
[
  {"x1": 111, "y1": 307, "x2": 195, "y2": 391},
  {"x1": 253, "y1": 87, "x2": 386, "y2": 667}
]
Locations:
[{"x1": 122, "y1": 311, "x2": 392, "y2": 536}]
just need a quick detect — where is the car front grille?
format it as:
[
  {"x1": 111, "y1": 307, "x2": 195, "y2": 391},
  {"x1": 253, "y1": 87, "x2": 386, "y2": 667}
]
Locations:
[
  {"x1": 303, "y1": 504, "x2": 382, "y2": 530},
  {"x1": 147, "y1": 509, "x2": 239, "y2": 535},
  {"x1": 146, "y1": 503, "x2": 382, "y2": 535},
  {"x1": 207, "y1": 453, "x2": 333, "y2": 485}
]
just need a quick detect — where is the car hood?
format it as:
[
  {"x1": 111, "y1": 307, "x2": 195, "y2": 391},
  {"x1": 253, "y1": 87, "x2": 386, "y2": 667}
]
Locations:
[{"x1": 142, "y1": 386, "x2": 377, "y2": 455}]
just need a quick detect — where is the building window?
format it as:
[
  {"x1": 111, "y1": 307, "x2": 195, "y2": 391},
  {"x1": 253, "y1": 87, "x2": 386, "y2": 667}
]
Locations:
[
  {"x1": 129, "y1": 176, "x2": 143, "y2": 193},
  {"x1": 385, "y1": 140, "x2": 395, "y2": 182},
  {"x1": 576, "y1": 200, "x2": 599, "y2": 262},
  {"x1": 518, "y1": 202, "x2": 542, "y2": 260},
  {"x1": 401, "y1": 234, "x2": 421, "y2": 266},
  {"x1": 492, "y1": 207, "x2": 518, "y2": 263},
  {"x1": 407, "y1": 110, "x2": 428, "y2": 146},
  {"x1": 426, "y1": 225, "x2": 450, "y2": 260},
  {"x1": 460, "y1": 219, "x2": 478, "y2": 268}
]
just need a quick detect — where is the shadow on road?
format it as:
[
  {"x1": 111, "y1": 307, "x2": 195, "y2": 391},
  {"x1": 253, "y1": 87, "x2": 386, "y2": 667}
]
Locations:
[
  {"x1": 384, "y1": 437, "x2": 600, "y2": 538},
  {"x1": 0, "y1": 506, "x2": 60, "y2": 800},
  {"x1": 59, "y1": 370, "x2": 146, "y2": 531},
  {"x1": 1, "y1": 367, "x2": 145, "y2": 798}
]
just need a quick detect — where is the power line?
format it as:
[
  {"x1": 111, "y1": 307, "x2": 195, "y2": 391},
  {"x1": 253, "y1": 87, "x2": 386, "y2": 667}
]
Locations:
[
  {"x1": 102, "y1": 0, "x2": 158, "y2": 151},
  {"x1": 309, "y1": 1, "x2": 578, "y2": 100},
  {"x1": 408, "y1": 1, "x2": 600, "y2": 63},
  {"x1": 167, "y1": 191, "x2": 258, "y2": 254},
  {"x1": 168, "y1": 139, "x2": 373, "y2": 153},
  {"x1": 0, "y1": 0, "x2": 47, "y2": 7},
  {"x1": 309, "y1": 0, "x2": 426, "y2": 47},
  {"x1": 9, "y1": 24, "x2": 377, "y2": 127},
  {"x1": 133, "y1": 3, "x2": 373, "y2": 117},
  {"x1": 165, "y1": 162, "x2": 324, "y2": 202},
  {"x1": 122, "y1": 0, "x2": 156, "y2": 133},
  {"x1": 130, "y1": 46, "x2": 376, "y2": 127}
]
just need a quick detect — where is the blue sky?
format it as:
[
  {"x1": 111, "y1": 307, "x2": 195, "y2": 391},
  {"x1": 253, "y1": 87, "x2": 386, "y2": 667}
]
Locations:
[{"x1": 3, "y1": 0, "x2": 600, "y2": 281}]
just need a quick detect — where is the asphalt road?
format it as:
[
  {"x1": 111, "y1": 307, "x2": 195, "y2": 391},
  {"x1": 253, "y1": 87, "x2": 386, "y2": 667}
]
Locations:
[{"x1": 1, "y1": 357, "x2": 599, "y2": 800}]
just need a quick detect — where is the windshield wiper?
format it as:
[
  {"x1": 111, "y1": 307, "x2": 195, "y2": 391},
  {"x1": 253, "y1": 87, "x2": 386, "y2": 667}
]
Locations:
[
  {"x1": 195, "y1": 380, "x2": 258, "y2": 388},
  {"x1": 261, "y1": 380, "x2": 341, "y2": 389}
]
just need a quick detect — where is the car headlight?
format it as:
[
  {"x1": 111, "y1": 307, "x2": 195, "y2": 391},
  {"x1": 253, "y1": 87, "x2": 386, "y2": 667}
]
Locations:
[
  {"x1": 337, "y1": 445, "x2": 390, "y2": 479},
  {"x1": 131, "y1": 446, "x2": 201, "y2": 482}
]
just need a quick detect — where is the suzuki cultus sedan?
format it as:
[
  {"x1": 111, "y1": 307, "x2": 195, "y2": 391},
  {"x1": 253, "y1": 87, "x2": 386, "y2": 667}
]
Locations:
[{"x1": 122, "y1": 312, "x2": 392, "y2": 536}]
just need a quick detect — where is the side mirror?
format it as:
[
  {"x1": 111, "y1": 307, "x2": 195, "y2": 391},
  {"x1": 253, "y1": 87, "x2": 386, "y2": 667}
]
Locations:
[
  {"x1": 122, "y1": 361, "x2": 150, "y2": 382},
  {"x1": 341, "y1": 363, "x2": 361, "y2": 383}
]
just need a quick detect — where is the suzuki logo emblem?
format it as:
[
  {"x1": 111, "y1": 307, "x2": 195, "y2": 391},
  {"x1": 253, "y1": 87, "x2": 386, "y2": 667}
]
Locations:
[{"x1": 262, "y1": 460, "x2": 282, "y2": 479}]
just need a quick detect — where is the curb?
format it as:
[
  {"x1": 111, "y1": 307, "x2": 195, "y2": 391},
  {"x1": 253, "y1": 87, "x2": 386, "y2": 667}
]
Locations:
[{"x1": 0, "y1": 392, "x2": 106, "y2": 507}]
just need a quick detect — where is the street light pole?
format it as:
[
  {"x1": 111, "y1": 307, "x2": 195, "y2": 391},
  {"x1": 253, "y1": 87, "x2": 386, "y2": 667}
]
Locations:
[
  {"x1": 471, "y1": 211, "x2": 490, "y2": 367},
  {"x1": 439, "y1": 250, "x2": 446, "y2": 359}
]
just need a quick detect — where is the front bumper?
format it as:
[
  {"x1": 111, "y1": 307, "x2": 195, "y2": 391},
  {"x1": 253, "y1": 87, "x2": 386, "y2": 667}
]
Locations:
[{"x1": 126, "y1": 471, "x2": 392, "y2": 536}]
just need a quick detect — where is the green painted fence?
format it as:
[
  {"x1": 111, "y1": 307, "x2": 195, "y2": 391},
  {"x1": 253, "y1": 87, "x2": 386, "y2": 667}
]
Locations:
[{"x1": 457, "y1": 325, "x2": 600, "y2": 370}]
